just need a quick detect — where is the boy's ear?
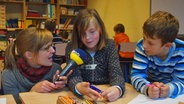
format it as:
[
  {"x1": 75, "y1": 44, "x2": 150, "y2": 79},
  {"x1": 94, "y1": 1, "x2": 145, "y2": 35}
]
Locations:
[
  {"x1": 165, "y1": 42, "x2": 172, "y2": 48},
  {"x1": 25, "y1": 51, "x2": 33, "y2": 59}
]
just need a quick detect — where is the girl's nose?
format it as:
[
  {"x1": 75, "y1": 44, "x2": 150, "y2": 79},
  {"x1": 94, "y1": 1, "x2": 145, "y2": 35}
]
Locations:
[{"x1": 85, "y1": 34, "x2": 90, "y2": 39}]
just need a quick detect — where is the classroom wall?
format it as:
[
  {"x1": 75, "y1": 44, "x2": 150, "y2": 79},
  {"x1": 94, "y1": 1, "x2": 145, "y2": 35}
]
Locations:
[
  {"x1": 151, "y1": 0, "x2": 184, "y2": 35},
  {"x1": 87, "y1": 0, "x2": 150, "y2": 42}
]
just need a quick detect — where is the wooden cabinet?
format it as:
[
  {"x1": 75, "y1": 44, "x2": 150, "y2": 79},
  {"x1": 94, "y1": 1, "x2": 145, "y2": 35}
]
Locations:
[
  {"x1": 57, "y1": 0, "x2": 87, "y2": 31},
  {"x1": 26, "y1": 1, "x2": 57, "y2": 28},
  {"x1": 0, "y1": 0, "x2": 26, "y2": 30},
  {"x1": 0, "y1": 0, "x2": 87, "y2": 30},
  {"x1": 0, "y1": 0, "x2": 57, "y2": 30}
]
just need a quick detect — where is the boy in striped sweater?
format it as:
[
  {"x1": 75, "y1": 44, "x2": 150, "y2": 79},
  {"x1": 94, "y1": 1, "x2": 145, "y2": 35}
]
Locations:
[{"x1": 131, "y1": 11, "x2": 184, "y2": 99}]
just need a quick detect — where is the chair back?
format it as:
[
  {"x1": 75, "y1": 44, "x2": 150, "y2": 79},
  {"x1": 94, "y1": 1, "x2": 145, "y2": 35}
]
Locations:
[
  {"x1": 119, "y1": 42, "x2": 137, "y2": 52},
  {"x1": 54, "y1": 43, "x2": 67, "y2": 56},
  {"x1": 118, "y1": 42, "x2": 137, "y2": 83}
]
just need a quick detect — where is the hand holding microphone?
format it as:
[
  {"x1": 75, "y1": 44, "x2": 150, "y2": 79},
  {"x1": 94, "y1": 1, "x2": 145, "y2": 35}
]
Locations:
[{"x1": 53, "y1": 48, "x2": 86, "y2": 83}]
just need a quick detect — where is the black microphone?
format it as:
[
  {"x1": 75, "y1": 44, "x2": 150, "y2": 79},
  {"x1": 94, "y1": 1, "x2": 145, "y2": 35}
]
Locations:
[{"x1": 53, "y1": 48, "x2": 86, "y2": 82}]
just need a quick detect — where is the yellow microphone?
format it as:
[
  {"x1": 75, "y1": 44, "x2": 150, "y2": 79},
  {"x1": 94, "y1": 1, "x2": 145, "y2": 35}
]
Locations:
[{"x1": 53, "y1": 49, "x2": 86, "y2": 82}]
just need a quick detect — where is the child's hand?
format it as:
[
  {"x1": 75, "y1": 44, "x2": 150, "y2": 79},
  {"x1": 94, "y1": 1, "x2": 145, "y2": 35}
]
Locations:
[
  {"x1": 147, "y1": 85, "x2": 160, "y2": 99},
  {"x1": 152, "y1": 82, "x2": 169, "y2": 98},
  {"x1": 147, "y1": 82, "x2": 169, "y2": 98},
  {"x1": 101, "y1": 86, "x2": 121, "y2": 102},
  {"x1": 76, "y1": 82, "x2": 102, "y2": 100},
  {"x1": 159, "y1": 84, "x2": 170, "y2": 98}
]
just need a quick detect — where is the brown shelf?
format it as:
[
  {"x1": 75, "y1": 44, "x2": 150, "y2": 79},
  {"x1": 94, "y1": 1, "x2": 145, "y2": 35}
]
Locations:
[
  {"x1": 59, "y1": 28, "x2": 73, "y2": 31},
  {"x1": 26, "y1": 17, "x2": 50, "y2": 20},
  {"x1": 0, "y1": 1, "x2": 24, "y2": 4},
  {"x1": 26, "y1": 0, "x2": 57, "y2": 4},
  {"x1": 0, "y1": 28, "x2": 23, "y2": 31},
  {"x1": 60, "y1": 14, "x2": 77, "y2": 17},
  {"x1": 59, "y1": 4, "x2": 87, "y2": 7}
]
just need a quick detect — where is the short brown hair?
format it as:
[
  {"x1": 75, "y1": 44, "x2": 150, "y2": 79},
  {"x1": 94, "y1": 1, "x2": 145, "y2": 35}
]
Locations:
[
  {"x1": 45, "y1": 19, "x2": 56, "y2": 32},
  {"x1": 59, "y1": 31, "x2": 69, "y2": 39},
  {"x1": 143, "y1": 11, "x2": 179, "y2": 45},
  {"x1": 114, "y1": 24, "x2": 125, "y2": 33}
]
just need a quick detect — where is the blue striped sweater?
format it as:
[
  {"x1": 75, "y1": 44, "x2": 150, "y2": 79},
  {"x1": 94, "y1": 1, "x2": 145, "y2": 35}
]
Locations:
[{"x1": 131, "y1": 38, "x2": 184, "y2": 98}]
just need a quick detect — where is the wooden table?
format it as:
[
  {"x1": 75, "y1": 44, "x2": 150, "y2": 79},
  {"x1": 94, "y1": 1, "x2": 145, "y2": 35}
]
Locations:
[
  {"x1": 20, "y1": 83, "x2": 139, "y2": 104},
  {"x1": 0, "y1": 94, "x2": 16, "y2": 104}
]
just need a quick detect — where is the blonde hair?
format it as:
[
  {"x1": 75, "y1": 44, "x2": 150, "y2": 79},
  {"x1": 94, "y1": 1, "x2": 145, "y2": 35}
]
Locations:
[{"x1": 5, "y1": 28, "x2": 53, "y2": 69}]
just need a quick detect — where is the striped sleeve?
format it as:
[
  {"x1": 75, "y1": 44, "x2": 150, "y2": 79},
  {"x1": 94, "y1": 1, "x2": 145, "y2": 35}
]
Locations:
[{"x1": 131, "y1": 40, "x2": 150, "y2": 95}]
